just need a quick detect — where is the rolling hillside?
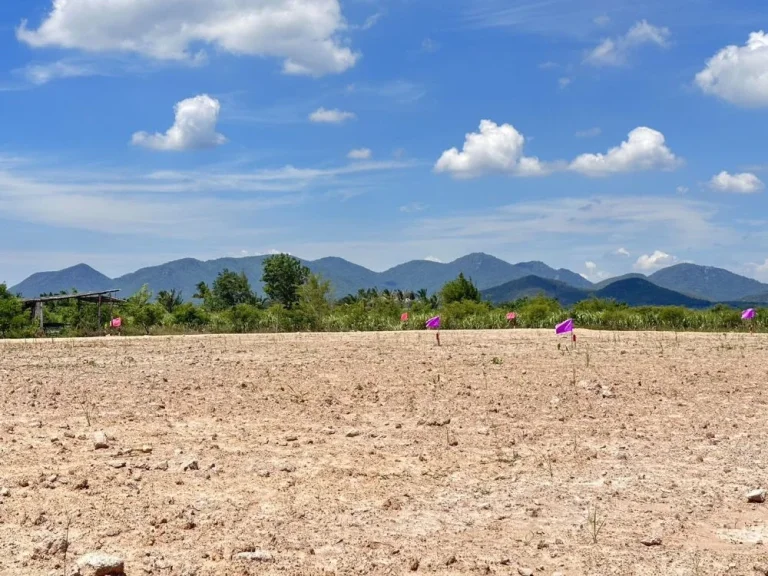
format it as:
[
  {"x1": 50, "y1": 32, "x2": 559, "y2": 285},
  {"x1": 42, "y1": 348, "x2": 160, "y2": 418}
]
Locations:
[
  {"x1": 9, "y1": 264, "x2": 113, "y2": 297},
  {"x1": 482, "y1": 276, "x2": 712, "y2": 308},
  {"x1": 649, "y1": 264, "x2": 768, "y2": 302},
  {"x1": 481, "y1": 276, "x2": 588, "y2": 307},
  {"x1": 595, "y1": 278, "x2": 711, "y2": 308}
]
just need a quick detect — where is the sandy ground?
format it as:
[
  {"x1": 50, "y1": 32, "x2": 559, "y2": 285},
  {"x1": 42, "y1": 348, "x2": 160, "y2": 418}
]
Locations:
[{"x1": 1, "y1": 330, "x2": 767, "y2": 576}]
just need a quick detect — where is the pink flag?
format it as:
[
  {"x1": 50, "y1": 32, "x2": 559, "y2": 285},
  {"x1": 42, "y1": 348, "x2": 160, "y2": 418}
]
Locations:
[
  {"x1": 506, "y1": 312, "x2": 517, "y2": 321},
  {"x1": 555, "y1": 318, "x2": 574, "y2": 335},
  {"x1": 111, "y1": 317, "x2": 122, "y2": 328},
  {"x1": 742, "y1": 308, "x2": 756, "y2": 320},
  {"x1": 401, "y1": 312, "x2": 409, "y2": 322},
  {"x1": 426, "y1": 316, "x2": 441, "y2": 330}
]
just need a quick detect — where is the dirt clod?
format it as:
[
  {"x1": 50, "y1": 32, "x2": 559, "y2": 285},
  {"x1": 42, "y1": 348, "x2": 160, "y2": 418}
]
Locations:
[
  {"x1": 93, "y1": 432, "x2": 108, "y2": 450},
  {"x1": 747, "y1": 489, "x2": 766, "y2": 503}
]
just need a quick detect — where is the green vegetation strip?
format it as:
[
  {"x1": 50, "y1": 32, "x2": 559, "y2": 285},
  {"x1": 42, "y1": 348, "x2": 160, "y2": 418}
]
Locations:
[{"x1": 1, "y1": 256, "x2": 765, "y2": 338}]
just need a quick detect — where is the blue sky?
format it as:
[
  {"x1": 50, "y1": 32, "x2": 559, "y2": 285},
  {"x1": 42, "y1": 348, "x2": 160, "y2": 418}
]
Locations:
[{"x1": 1, "y1": 0, "x2": 767, "y2": 286}]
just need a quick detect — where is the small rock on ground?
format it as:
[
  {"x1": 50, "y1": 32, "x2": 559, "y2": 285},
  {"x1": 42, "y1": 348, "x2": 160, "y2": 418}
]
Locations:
[
  {"x1": 346, "y1": 429, "x2": 361, "y2": 438},
  {"x1": 747, "y1": 489, "x2": 766, "y2": 503},
  {"x1": 0, "y1": 487, "x2": 9, "y2": 497},
  {"x1": 640, "y1": 536, "x2": 662, "y2": 546},
  {"x1": 234, "y1": 550, "x2": 274, "y2": 562},
  {"x1": 71, "y1": 552, "x2": 124, "y2": 576},
  {"x1": 93, "y1": 432, "x2": 108, "y2": 450},
  {"x1": 183, "y1": 460, "x2": 199, "y2": 472},
  {"x1": 518, "y1": 568, "x2": 534, "y2": 576}
]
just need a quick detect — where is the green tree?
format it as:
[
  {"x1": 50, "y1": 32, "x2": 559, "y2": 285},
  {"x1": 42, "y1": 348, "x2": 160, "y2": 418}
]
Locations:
[
  {"x1": 262, "y1": 254, "x2": 310, "y2": 309},
  {"x1": 211, "y1": 269, "x2": 256, "y2": 309},
  {"x1": 440, "y1": 273, "x2": 481, "y2": 305},
  {"x1": 297, "y1": 273, "x2": 333, "y2": 329},
  {"x1": 194, "y1": 281, "x2": 211, "y2": 301},
  {"x1": 172, "y1": 302, "x2": 209, "y2": 328},
  {"x1": 194, "y1": 281, "x2": 219, "y2": 310},
  {"x1": 0, "y1": 283, "x2": 32, "y2": 337},
  {"x1": 157, "y1": 289, "x2": 183, "y2": 313},
  {"x1": 125, "y1": 285, "x2": 165, "y2": 335},
  {"x1": 226, "y1": 304, "x2": 262, "y2": 333}
]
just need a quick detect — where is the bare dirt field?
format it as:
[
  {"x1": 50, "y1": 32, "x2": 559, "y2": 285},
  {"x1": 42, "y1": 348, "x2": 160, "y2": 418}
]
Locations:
[{"x1": 1, "y1": 330, "x2": 767, "y2": 576}]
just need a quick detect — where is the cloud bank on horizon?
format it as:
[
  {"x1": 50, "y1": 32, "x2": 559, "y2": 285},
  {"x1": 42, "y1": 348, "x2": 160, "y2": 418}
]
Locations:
[{"x1": 0, "y1": 0, "x2": 767, "y2": 285}]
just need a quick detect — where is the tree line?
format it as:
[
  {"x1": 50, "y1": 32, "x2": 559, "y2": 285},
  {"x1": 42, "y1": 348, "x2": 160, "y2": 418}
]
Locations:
[{"x1": 1, "y1": 254, "x2": 765, "y2": 337}]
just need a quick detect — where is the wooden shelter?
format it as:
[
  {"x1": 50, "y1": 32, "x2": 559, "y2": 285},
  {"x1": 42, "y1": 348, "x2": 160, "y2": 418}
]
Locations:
[{"x1": 21, "y1": 290, "x2": 123, "y2": 330}]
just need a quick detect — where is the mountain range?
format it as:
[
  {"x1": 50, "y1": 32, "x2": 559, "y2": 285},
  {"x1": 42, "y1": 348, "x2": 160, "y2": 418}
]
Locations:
[{"x1": 7, "y1": 253, "x2": 768, "y2": 307}]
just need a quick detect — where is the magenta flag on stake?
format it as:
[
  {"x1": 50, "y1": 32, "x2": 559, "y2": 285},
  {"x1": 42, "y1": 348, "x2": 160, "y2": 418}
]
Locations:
[
  {"x1": 742, "y1": 308, "x2": 756, "y2": 320},
  {"x1": 506, "y1": 312, "x2": 517, "y2": 321},
  {"x1": 426, "y1": 316, "x2": 441, "y2": 330},
  {"x1": 555, "y1": 318, "x2": 574, "y2": 335},
  {"x1": 111, "y1": 317, "x2": 122, "y2": 328}
]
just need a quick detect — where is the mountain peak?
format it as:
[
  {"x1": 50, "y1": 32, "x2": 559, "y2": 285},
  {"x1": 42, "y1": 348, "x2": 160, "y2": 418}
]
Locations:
[{"x1": 650, "y1": 262, "x2": 766, "y2": 301}]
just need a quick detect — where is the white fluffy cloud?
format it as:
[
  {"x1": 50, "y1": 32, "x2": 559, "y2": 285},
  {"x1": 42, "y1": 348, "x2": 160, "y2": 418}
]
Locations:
[
  {"x1": 695, "y1": 31, "x2": 768, "y2": 107},
  {"x1": 17, "y1": 0, "x2": 358, "y2": 77},
  {"x1": 615, "y1": 248, "x2": 631, "y2": 257},
  {"x1": 436, "y1": 123, "x2": 681, "y2": 179},
  {"x1": 585, "y1": 20, "x2": 670, "y2": 67},
  {"x1": 434, "y1": 120, "x2": 546, "y2": 178},
  {"x1": 584, "y1": 261, "x2": 610, "y2": 281},
  {"x1": 309, "y1": 108, "x2": 356, "y2": 124},
  {"x1": 347, "y1": 148, "x2": 372, "y2": 160},
  {"x1": 709, "y1": 171, "x2": 764, "y2": 193},
  {"x1": 131, "y1": 95, "x2": 226, "y2": 152},
  {"x1": 569, "y1": 127, "x2": 681, "y2": 176},
  {"x1": 634, "y1": 250, "x2": 677, "y2": 271}
]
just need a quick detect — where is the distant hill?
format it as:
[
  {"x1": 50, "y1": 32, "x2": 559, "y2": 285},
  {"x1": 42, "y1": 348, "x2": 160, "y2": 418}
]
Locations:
[
  {"x1": 482, "y1": 276, "x2": 589, "y2": 307},
  {"x1": 595, "y1": 278, "x2": 711, "y2": 309},
  {"x1": 11, "y1": 253, "x2": 592, "y2": 300},
  {"x1": 513, "y1": 261, "x2": 593, "y2": 289},
  {"x1": 11, "y1": 264, "x2": 112, "y2": 297},
  {"x1": 649, "y1": 264, "x2": 768, "y2": 302},
  {"x1": 592, "y1": 273, "x2": 647, "y2": 290},
  {"x1": 741, "y1": 292, "x2": 768, "y2": 303},
  {"x1": 482, "y1": 276, "x2": 713, "y2": 308},
  {"x1": 377, "y1": 253, "x2": 593, "y2": 293}
]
